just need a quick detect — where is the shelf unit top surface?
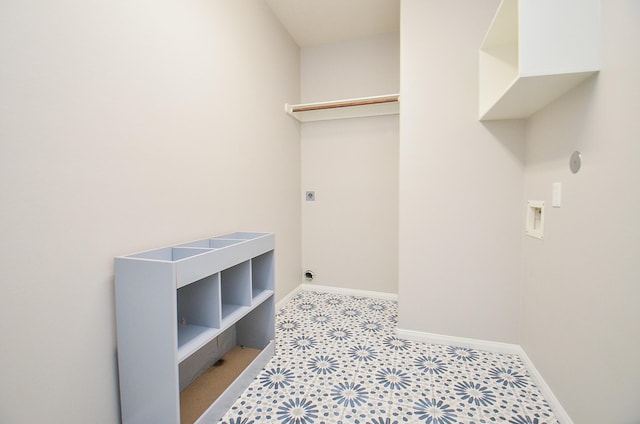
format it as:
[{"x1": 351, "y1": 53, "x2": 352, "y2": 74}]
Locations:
[{"x1": 118, "y1": 232, "x2": 273, "y2": 263}]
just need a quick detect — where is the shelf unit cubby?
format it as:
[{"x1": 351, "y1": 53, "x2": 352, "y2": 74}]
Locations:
[
  {"x1": 251, "y1": 250, "x2": 274, "y2": 302},
  {"x1": 220, "y1": 261, "x2": 252, "y2": 324},
  {"x1": 177, "y1": 273, "x2": 221, "y2": 362},
  {"x1": 115, "y1": 232, "x2": 275, "y2": 424}
]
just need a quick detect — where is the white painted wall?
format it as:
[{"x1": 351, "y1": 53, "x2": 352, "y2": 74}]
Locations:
[
  {"x1": 521, "y1": 0, "x2": 640, "y2": 422},
  {"x1": 300, "y1": 33, "x2": 399, "y2": 294},
  {"x1": 398, "y1": 0, "x2": 525, "y2": 343},
  {"x1": 0, "y1": 1, "x2": 300, "y2": 422},
  {"x1": 301, "y1": 33, "x2": 399, "y2": 102}
]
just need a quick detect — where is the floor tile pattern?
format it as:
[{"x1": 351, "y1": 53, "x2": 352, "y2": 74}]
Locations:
[{"x1": 220, "y1": 290, "x2": 559, "y2": 424}]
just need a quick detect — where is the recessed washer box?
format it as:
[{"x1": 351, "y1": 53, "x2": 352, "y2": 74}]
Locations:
[{"x1": 526, "y1": 200, "x2": 544, "y2": 239}]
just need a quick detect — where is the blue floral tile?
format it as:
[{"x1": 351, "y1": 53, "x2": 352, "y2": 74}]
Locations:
[
  {"x1": 274, "y1": 396, "x2": 320, "y2": 423},
  {"x1": 385, "y1": 402, "x2": 415, "y2": 423},
  {"x1": 413, "y1": 396, "x2": 460, "y2": 424},
  {"x1": 219, "y1": 290, "x2": 559, "y2": 424}
]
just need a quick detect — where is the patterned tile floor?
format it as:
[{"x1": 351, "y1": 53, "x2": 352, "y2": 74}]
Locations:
[{"x1": 220, "y1": 290, "x2": 559, "y2": 424}]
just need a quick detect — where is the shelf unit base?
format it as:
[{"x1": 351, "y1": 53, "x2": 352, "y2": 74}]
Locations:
[
  {"x1": 180, "y1": 345, "x2": 261, "y2": 424},
  {"x1": 193, "y1": 341, "x2": 275, "y2": 424}
]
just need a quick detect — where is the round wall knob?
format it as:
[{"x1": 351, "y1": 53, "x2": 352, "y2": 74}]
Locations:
[{"x1": 570, "y1": 151, "x2": 582, "y2": 174}]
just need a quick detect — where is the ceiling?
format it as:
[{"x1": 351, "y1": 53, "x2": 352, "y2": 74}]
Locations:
[{"x1": 265, "y1": 0, "x2": 400, "y2": 47}]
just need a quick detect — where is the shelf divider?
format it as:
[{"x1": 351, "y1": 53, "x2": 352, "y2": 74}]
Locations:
[{"x1": 177, "y1": 325, "x2": 220, "y2": 363}]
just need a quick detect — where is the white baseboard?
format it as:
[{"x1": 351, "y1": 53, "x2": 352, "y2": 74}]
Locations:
[
  {"x1": 277, "y1": 283, "x2": 398, "y2": 311},
  {"x1": 516, "y1": 346, "x2": 574, "y2": 424},
  {"x1": 396, "y1": 328, "x2": 522, "y2": 355},
  {"x1": 298, "y1": 283, "x2": 398, "y2": 301},
  {"x1": 396, "y1": 328, "x2": 573, "y2": 424},
  {"x1": 276, "y1": 284, "x2": 304, "y2": 311}
]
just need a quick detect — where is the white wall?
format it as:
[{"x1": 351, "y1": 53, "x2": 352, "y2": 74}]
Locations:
[
  {"x1": 398, "y1": 0, "x2": 525, "y2": 343},
  {"x1": 300, "y1": 33, "x2": 399, "y2": 294},
  {"x1": 301, "y1": 33, "x2": 399, "y2": 102},
  {"x1": 521, "y1": 0, "x2": 640, "y2": 422},
  {"x1": 0, "y1": 1, "x2": 300, "y2": 422}
]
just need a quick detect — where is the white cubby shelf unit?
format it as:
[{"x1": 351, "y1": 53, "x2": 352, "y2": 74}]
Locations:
[{"x1": 114, "y1": 232, "x2": 275, "y2": 424}]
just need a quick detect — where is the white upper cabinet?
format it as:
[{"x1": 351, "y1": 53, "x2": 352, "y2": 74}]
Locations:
[{"x1": 479, "y1": 0, "x2": 600, "y2": 120}]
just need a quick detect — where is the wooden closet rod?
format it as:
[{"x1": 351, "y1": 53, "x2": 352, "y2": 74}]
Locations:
[{"x1": 291, "y1": 95, "x2": 399, "y2": 113}]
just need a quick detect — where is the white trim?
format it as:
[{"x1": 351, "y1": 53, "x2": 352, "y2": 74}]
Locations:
[
  {"x1": 516, "y1": 346, "x2": 575, "y2": 424},
  {"x1": 276, "y1": 284, "x2": 304, "y2": 311},
  {"x1": 298, "y1": 283, "x2": 398, "y2": 301},
  {"x1": 396, "y1": 328, "x2": 521, "y2": 355},
  {"x1": 277, "y1": 284, "x2": 398, "y2": 311},
  {"x1": 396, "y1": 328, "x2": 573, "y2": 424}
]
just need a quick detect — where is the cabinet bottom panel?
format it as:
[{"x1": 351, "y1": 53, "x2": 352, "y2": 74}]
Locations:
[
  {"x1": 180, "y1": 345, "x2": 260, "y2": 424},
  {"x1": 193, "y1": 341, "x2": 275, "y2": 424}
]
